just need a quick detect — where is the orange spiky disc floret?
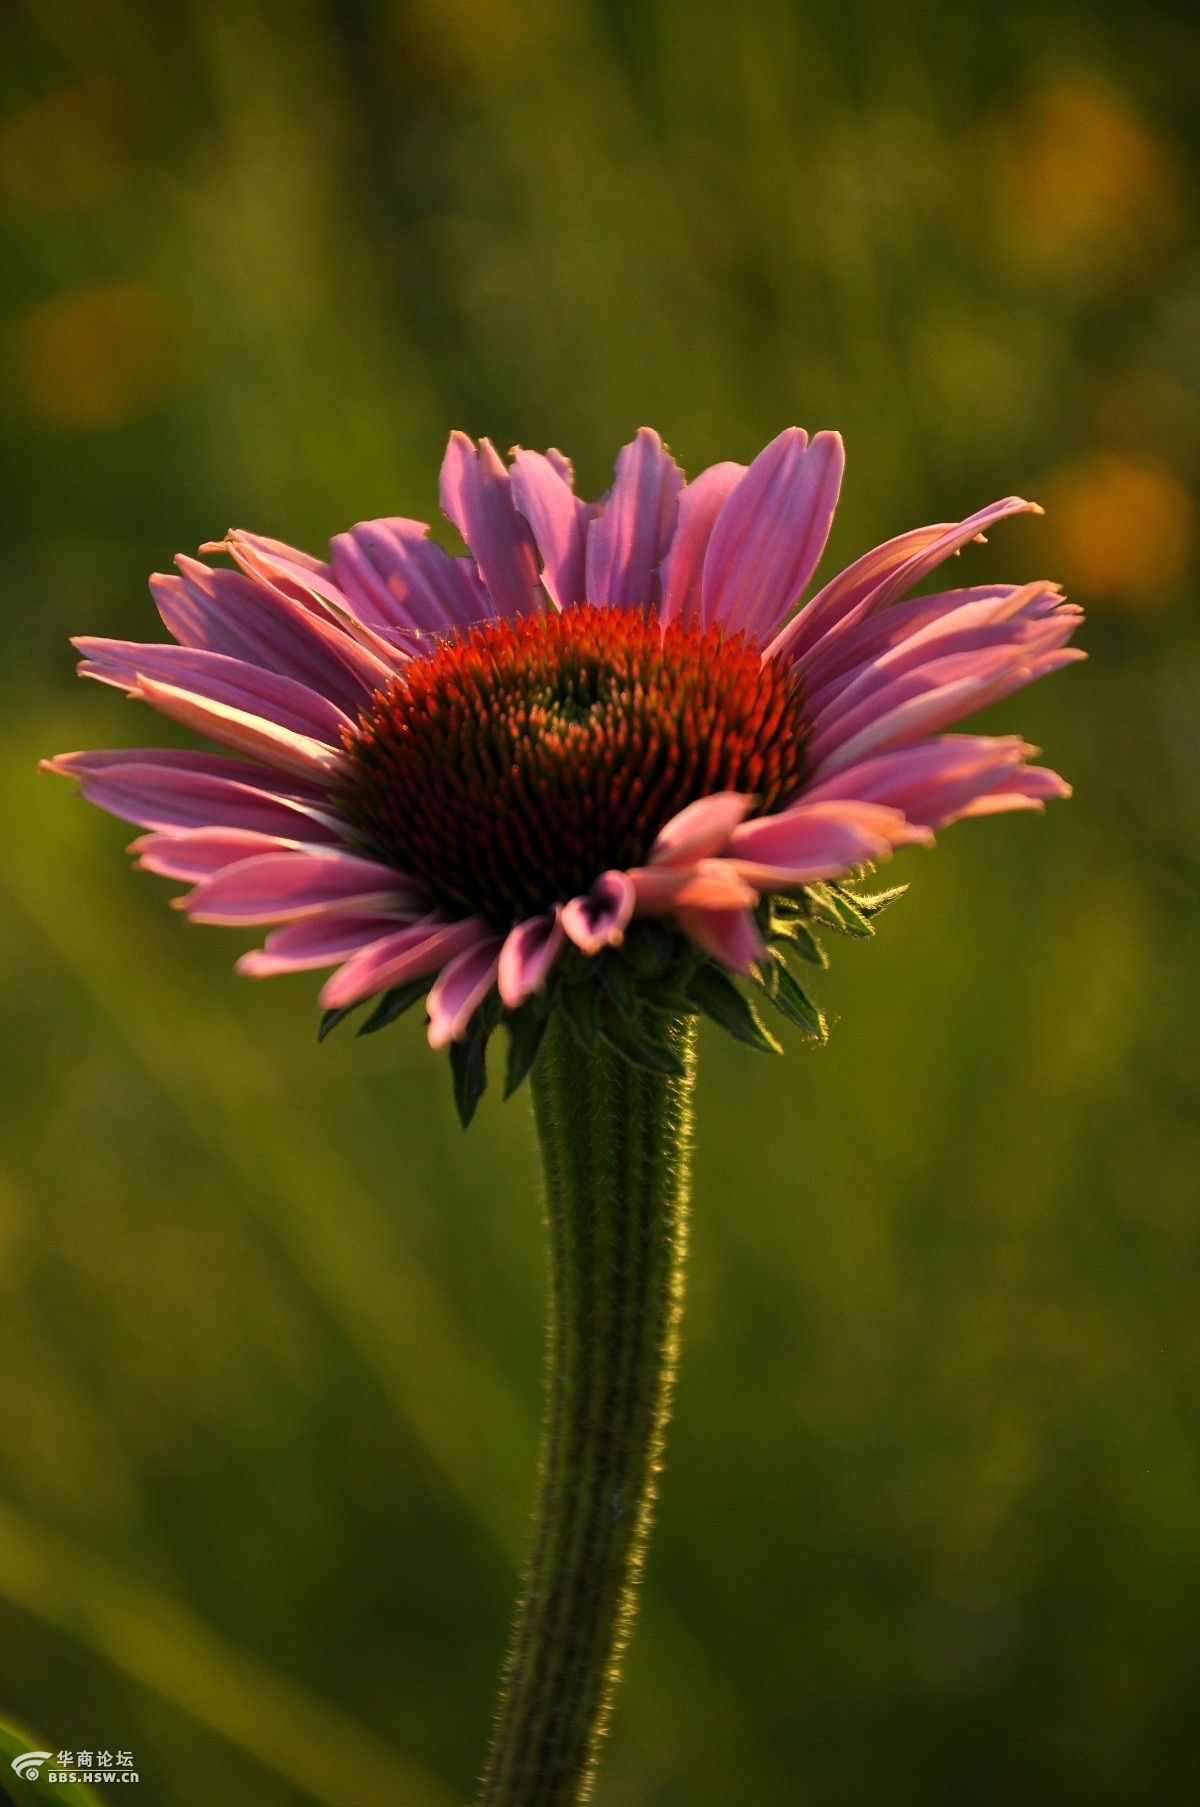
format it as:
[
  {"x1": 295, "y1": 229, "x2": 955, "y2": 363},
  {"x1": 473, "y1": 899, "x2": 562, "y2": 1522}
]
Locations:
[{"x1": 340, "y1": 604, "x2": 807, "y2": 928}]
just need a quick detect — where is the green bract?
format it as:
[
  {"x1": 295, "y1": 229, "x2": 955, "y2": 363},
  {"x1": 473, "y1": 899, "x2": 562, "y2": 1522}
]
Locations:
[{"x1": 319, "y1": 878, "x2": 907, "y2": 1127}]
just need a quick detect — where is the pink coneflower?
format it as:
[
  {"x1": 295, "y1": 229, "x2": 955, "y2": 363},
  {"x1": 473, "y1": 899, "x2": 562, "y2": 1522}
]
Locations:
[
  {"x1": 45, "y1": 426, "x2": 1081, "y2": 1115},
  {"x1": 43, "y1": 423, "x2": 1085, "y2": 1805}
]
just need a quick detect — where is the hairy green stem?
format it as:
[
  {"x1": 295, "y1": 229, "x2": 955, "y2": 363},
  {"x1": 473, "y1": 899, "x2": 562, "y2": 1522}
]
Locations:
[{"x1": 478, "y1": 1012, "x2": 697, "y2": 1807}]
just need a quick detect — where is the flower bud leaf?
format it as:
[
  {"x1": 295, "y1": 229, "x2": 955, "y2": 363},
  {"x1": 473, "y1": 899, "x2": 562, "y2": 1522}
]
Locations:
[
  {"x1": 806, "y1": 883, "x2": 872, "y2": 936},
  {"x1": 357, "y1": 976, "x2": 433, "y2": 1036},
  {"x1": 449, "y1": 1014, "x2": 491, "y2": 1127},
  {"x1": 622, "y1": 918, "x2": 676, "y2": 978},
  {"x1": 800, "y1": 884, "x2": 848, "y2": 930},
  {"x1": 639, "y1": 979, "x2": 697, "y2": 1013},
  {"x1": 503, "y1": 1004, "x2": 550, "y2": 1098},
  {"x1": 826, "y1": 888, "x2": 875, "y2": 935},
  {"x1": 845, "y1": 883, "x2": 908, "y2": 918},
  {"x1": 317, "y1": 1002, "x2": 362, "y2": 1042},
  {"x1": 598, "y1": 952, "x2": 639, "y2": 1018},
  {"x1": 770, "y1": 914, "x2": 828, "y2": 966},
  {"x1": 766, "y1": 957, "x2": 828, "y2": 1041},
  {"x1": 599, "y1": 1006, "x2": 687, "y2": 1076},
  {"x1": 685, "y1": 964, "x2": 782, "y2": 1054},
  {"x1": 561, "y1": 978, "x2": 602, "y2": 1049}
]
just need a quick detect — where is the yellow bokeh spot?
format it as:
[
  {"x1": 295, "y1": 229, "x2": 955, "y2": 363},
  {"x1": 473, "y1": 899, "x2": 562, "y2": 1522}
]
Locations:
[
  {"x1": 1045, "y1": 453, "x2": 1194, "y2": 608},
  {"x1": 13, "y1": 284, "x2": 179, "y2": 430},
  {"x1": 0, "y1": 79, "x2": 129, "y2": 212},
  {"x1": 994, "y1": 77, "x2": 1180, "y2": 283}
]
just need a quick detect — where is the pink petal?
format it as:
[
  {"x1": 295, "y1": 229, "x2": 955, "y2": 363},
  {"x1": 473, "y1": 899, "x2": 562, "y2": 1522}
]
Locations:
[
  {"x1": 767, "y1": 497, "x2": 1040, "y2": 668},
  {"x1": 628, "y1": 859, "x2": 758, "y2": 912},
  {"x1": 808, "y1": 639, "x2": 1025, "y2": 757},
  {"x1": 803, "y1": 735, "x2": 1035, "y2": 829},
  {"x1": 213, "y1": 534, "x2": 428, "y2": 672},
  {"x1": 764, "y1": 524, "x2": 950, "y2": 667},
  {"x1": 957, "y1": 765, "x2": 1072, "y2": 818},
  {"x1": 648, "y1": 792, "x2": 755, "y2": 867},
  {"x1": 674, "y1": 905, "x2": 765, "y2": 974},
  {"x1": 802, "y1": 582, "x2": 1071, "y2": 705},
  {"x1": 212, "y1": 530, "x2": 349, "y2": 613},
  {"x1": 725, "y1": 799, "x2": 925, "y2": 886},
  {"x1": 561, "y1": 870, "x2": 636, "y2": 953},
  {"x1": 439, "y1": 432, "x2": 541, "y2": 620},
  {"x1": 427, "y1": 938, "x2": 505, "y2": 1048},
  {"x1": 585, "y1": 428, "x2": 684, "y2": 616},
  {"x1": 814, "y1": 738, "x2": 1070, "y2": 831},
  {"x1": 184, "y1": 851, "x2": 426, "y2": 925},
  {"x1": 42, "y1": 751, "x2": 343, "y2": 838},
  {"x1": 321, "y1": 915, "x2": 492, "y2": 1010},
  {"x1": 805, "y1": 584, "x2": 1020, "y2": 695},
  {"x1": 498, "y1": 908, "x2": 566, "y2": 1008},
  {"x1": 701, "y1": 429, "x2": 844, "y2": 642},
  {"x1": 803, "y1": 615, "x2": 1074, "y2": 751},
  {"x1": 237, "y1": 912, "x2": 416, "y2": 977},
  {"x1": 864, "y1": 497, "x2": 1045, "y2": 617},
  {"x1": 75, "y1": 639, "x2": 353, "y2": 744},
  {"x1": 1008, "y1": 763, "x2": 1071, "y2": 800},
  {"x1": 328, "y1": 518, "x2": 491, "y2": 638},
  {"x1": 658, "y1": 461, "x2": 746, "y2": 631},
  {"x1": 509, "y1": 450, "x2": 595, "y2": 610},
  {"x1": 45, "y1": 745, "x2": 326, "y2": 791},
  {"x1": 130, "y1": 827, "x2": 314, "y2": 881},
  {"x1": 1029, "y1": 648, "x2": 1088, "y2": 680},
  {"x1": 153, "y1": 557, "x2": 390, "y2": 710},
  {"x1": 810, "y1": 648, "x2": 1060, "y2": 777},
  {"x1": 135, "y1": 677, "x2": 346, "y2": 781}
]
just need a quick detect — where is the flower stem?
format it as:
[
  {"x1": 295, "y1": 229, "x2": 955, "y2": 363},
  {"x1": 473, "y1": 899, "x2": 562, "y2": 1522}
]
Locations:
[{"x1": 479, "y1": 1011, "x2": 697, "y2": 1807}]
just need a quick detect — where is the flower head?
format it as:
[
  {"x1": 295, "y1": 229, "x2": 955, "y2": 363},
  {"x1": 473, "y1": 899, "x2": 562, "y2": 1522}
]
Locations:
[{"x1": 45, "y1": 425, "x2": 1082, "y2": 1119}]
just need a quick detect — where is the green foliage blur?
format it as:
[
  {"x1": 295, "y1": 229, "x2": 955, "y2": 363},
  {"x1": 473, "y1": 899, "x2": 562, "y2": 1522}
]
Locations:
[{"x1": 1, "y1": 1, "x2": 1198, "y2": 1802}]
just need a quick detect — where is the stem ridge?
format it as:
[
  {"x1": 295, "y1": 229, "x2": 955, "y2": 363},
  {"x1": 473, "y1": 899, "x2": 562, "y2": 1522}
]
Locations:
[{"x1": 479, "y1": 1012, "x2": 696, "y2": 1807}]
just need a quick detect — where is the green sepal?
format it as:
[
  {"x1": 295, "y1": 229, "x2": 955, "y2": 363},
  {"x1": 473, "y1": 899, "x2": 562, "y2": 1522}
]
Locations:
[
  {"x1": 504, "y1": 1002, "x2": 550, "y2": 1098},
  {"x1": 685, "y1": 963, "x2": 782, "y2": 1054},
  {"x1": 798, "y1": 885, "x2": 845, "y2": 930},
  {"x1": 560, "y1": 978, "x2": 602, "y2": 1049},
  {"x1": 317, "y1": 1002, "x2": 361, "y2": 1042},
  {"x1": 825, "y1": 887, "x2": 874, "y2": 936},
  {"x1": 770, "y1": 914, "x2": 828, "y2": 966},
  {"x1": 599, "y1": 1004, "x2": 686, "y2": 1076},
  {"x1": 597, "y1": 952, "x2": 638, "y2": 1018},
  {"x1": 765, "y1": 956, "x2": 827, "y2": 1040},
  {"x1": 356, "y1": 976, "x2": 432, "y2": 1036},
  {"x1": 621, "y1": 917, "x2": 677, "y2": 978},
  {"x1": 846, "y1": 883, "x2": 908, "y2": 918},
  {"x1": 450, "y1": 1012, "x2": 492, "y2": 1127},
  {"x1": 639, "y1": 978, "x2": 698, "y2": 1013},
  {"x1": 806, "y1": 883, "x2": 872, "y2": 936}
]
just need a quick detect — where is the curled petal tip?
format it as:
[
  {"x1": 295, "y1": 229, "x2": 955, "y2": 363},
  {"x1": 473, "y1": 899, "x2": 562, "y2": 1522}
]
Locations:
[
  {"x1": 498, "y1": 908, "x2": 565, "y2": 1008},
  {"x1": 561, "y1": 871, "x2": 636, "y2": 953}
]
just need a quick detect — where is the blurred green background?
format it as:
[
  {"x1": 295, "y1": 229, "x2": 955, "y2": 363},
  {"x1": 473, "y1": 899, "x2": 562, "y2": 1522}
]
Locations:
[{"x1": 1, "y1": 0, "x2": 1198, "y2": 1802}]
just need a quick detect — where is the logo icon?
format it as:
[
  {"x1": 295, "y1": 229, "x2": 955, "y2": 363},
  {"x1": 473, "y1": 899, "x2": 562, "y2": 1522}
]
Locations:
[{"x1": 11, "y1": 1752, "x2": 53, "y2": 1779}]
